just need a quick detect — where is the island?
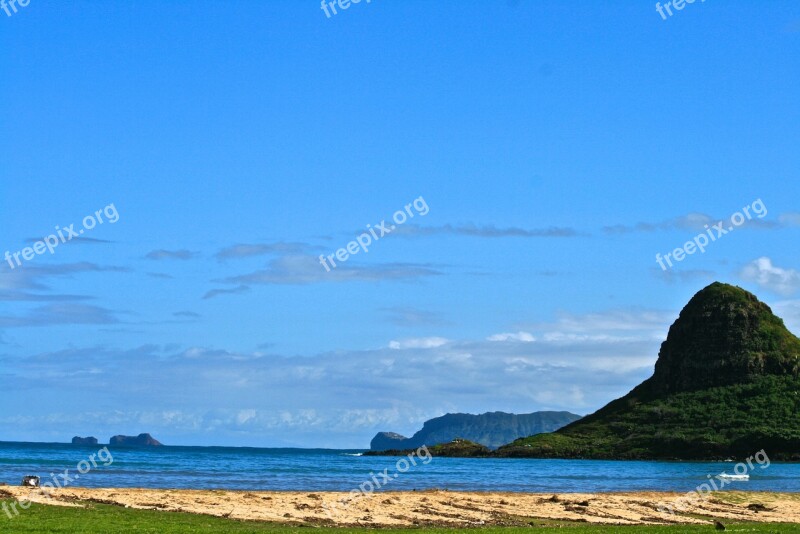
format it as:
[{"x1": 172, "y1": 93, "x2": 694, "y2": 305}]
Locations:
[
  {"x1": 109, "y1": 433, "x2": 163, "y2": 447},
  {"x1": 71, "y1": 436, "x2": 99, "y2": 445}
]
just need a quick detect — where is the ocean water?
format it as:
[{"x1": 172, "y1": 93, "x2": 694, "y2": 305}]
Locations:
[{"x1": 1, "y1": 441, "x2": 799, "y2": 494}]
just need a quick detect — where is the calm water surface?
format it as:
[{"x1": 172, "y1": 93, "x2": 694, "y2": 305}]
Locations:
[{"x1": 1, "y1": 442, "x2": 797, "y2": 493}]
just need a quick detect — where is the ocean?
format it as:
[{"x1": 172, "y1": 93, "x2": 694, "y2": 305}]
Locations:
[{"x1": 2, "y1": 441, "x2": 798, "y2": 494}]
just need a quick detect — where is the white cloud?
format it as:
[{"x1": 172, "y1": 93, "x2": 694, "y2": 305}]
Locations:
[
  {"x1": 236, "y1": 409, "x2": 256, "y2": 425},
  {"x1": 523, "y1": 309, "x2": 673, "y2": 342},
  {"x1": 603, "y1": 213, "x2": 714, "y2": 234},
  {"x1": 540, "y1": 332, "x2": 641, "y2": 343},
  {"x1": 1, "y1": 306, "x2": 681, "y2": 447},
  {"x1": 388, "y1": 337, "x2": 450, "y2": 349},
  {"x1": 740, "y1": 257, "x2": 800, "y2": 296},
  {"x1": 392, "y1": 223, "x2": 580, "y2": 238},
  {"x1": 487, "y1": 331, "x2": 536, "y2": 342},
  {"x1": 215, "y1": 254, "x2": 441, "y2": 287}
]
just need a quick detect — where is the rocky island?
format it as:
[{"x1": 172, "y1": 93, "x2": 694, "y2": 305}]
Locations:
[
  {"x1": 71, "y1": 436, "x2": 98, "y2": 445},
  {"x1": 109, "y1": 433, "x2": 163, "y2": 447}
]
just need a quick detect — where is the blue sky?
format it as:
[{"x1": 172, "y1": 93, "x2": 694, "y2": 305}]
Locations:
[{"x1": 1, "y1": 0, "x2": 799, "y2": 447}]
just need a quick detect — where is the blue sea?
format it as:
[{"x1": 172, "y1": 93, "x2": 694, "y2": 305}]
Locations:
[{"x1": 1, "y1": 441, "x2": 798, "y2": 494}]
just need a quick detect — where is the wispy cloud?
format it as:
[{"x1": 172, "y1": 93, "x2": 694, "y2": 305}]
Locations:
[
  {"x1": 0, "y1": 262, "x2": 127, "y2": 302},
  {"x1": 202, "y1": 285, "x2": 251, "y2": 300},
  {"x1": 740, "y1": 257, "x2": 800, "y2": 296},
  {"x1": 0, "y1": 303, "x2": 120, "y2": 328},
  {"x1": 0, "y1": 291, "x2": 91, "y2": 302},
  {"x1": 219, "y1": 255, "x2": 442, "y2": 287},
  {"x1": 388, "y1": 337, "x2": 450, "y2": 349},
  {"x1": 24, "y1": 236, "x2": 113, "y2": 245},
  {"x1": 173, "y1": 311, "x2": 201, "y2": 318},
  {"x1": 487, "y1": 331, "x2": 536, "y2": 342},
  {"x1": 0, "y1": 262, "x2": 127, "y2": 290},
  {"x1": 604, "y1": 213, "x2": 716, "y2": 234},
  {"x1": 605, "y1": 211, "x2": 797, "y2": 235},
  {"x1": 145, "y1": 249, "x2": 198, "y2": 261},
  {"x1": 214, "y1": 242, "x2": 314, "y2": 261},
  {"x1": 520, "y1": 308, "x2": 674, "y2": 342},
  {"x1": 393, "y1": 223, "x2": 581, "y2": 238},
  {"x1": 380, "y1": 306, "x2": 449, "y2": 327}
]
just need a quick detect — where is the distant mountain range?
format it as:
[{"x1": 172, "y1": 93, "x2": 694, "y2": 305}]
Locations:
[{"x1": 369, "y1": 411, "x2": 582, "y2": 450}]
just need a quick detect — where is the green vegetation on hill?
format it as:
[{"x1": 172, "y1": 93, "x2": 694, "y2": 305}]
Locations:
[
  {"x1": 497, "y1": 283, "x2": 800, "y2": 460},
  {"x1": 498, "y1": 374, "x2": 800, "y2": 459},
  {"x1": 645, "y1": 282, "x2": 800, "y2": 396}
]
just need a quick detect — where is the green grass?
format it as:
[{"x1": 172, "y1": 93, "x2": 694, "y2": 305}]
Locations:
[{"x1": 1, "y1": 500, "x2": 800, "y2": 533}]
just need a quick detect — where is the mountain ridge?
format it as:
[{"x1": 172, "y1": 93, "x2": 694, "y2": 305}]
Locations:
[{"x1": 370, "y1": 410, "x2": 581, "y2": 451}]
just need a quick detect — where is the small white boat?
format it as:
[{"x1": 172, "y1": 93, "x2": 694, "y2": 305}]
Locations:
[{"x1": 718, "y1": 473, "x2": 749, "y2": 480}]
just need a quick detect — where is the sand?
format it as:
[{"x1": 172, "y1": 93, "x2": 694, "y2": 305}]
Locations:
[{"x1": 2, "y1": 486, "x2": 799, "y2": 526}]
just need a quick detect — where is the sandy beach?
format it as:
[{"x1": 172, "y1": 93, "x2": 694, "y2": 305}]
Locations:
[{"x1": 2, "y1": 486, "x2": 798, "y2": 527}]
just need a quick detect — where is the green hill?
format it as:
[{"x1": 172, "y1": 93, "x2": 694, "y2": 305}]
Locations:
[{"x1": 496, "y1": 282, "x2": 800, "y2": 460}]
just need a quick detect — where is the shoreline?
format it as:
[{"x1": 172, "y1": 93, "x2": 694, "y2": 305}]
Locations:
[{"x1": 3, "y1": 487, "x2": 799, "y2": 526}]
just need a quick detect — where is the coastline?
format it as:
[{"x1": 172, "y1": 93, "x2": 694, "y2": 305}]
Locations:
[{"x1": 3, "y1": 486, "x2": 798, "y2": 527}]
